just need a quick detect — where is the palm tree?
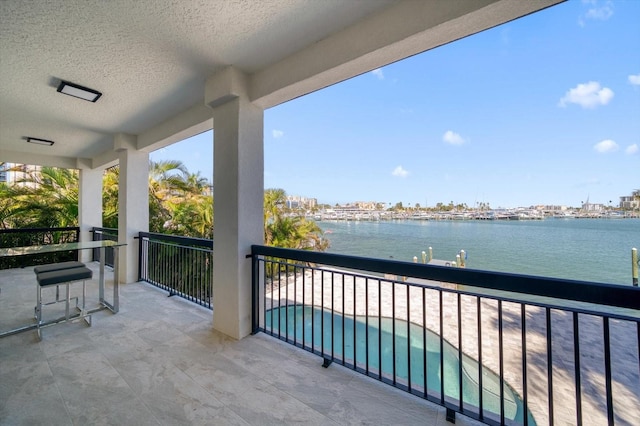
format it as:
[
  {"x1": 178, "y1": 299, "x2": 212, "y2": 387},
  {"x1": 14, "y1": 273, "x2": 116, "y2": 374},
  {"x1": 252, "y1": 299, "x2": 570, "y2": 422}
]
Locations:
[
  {"x1": 264, "y1": 188, "x2": 328, "y2": 251},
  {"x1": 149, "y1": 160, "x2": 188, "y2": 196},
  {"x1": 4, "y1": 162, "x2": 327, "y2": 252},
  {"x1": 9, "y1": 166, "x2": 79, "y2": 228},
  {"x1": 104, "y1": 161, "x2": 211, "y2": 235},
  {"x1": 0, "y1": 181, "x2": 23, "y2": 229},
  {"x1": 167, "y1": 194, "x2": 213, "y2": 239},
  {"x1": 102, "y1": 166, "x2": 119, "y2": 229},
  {"x1": 180, "y1": 172, "x2": 210, "y2": 196},
  {"x1": 264, "y1": 188, "x2": 286, "y2": 222},
  {"x1": 149, "y1": 163, "x2": 213, "y2": 238},
  {"x1": 148, "y1": 160, "x2": 189, "y2": 233},
  {"x1": 173, "y1": 171, "x2": 213, "y2": 238},
  {"x1": 0, "y1": 163, "x2": 24, "y2": 228}
]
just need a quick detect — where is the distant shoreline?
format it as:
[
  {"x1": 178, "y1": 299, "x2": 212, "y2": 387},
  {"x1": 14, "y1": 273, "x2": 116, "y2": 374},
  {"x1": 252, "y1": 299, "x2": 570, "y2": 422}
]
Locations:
[{"x1": 307, "y1": 209, "x2": 640, "y2": 222}]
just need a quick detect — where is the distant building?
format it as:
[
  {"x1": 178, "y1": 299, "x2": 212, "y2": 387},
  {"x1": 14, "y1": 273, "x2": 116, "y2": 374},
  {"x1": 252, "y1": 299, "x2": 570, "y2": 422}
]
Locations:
[
  {"x1": 286, "y1": 195, "x2": 317, "y2": 210},
  {"x1": 620, "y1": 190, "x2": 640, "y2": 209},
  {"x1": 354, "y1": 201, "x2": 379, "y2": 210},
  {"x1": 537, "y1": 205, "x2": 568, "y2": 212},
  {"x1": 581, "y1": 201, "x2": 604, "y2": 212},
  {"x1": 0, "y1": 163, "x2": 40, "y2": 187}
]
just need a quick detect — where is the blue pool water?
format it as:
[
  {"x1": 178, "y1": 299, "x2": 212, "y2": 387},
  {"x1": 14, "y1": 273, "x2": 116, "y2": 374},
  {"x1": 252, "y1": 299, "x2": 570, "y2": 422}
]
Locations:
[{"x1": 267, "y1": 305, "x2": 536, "y2": 425}]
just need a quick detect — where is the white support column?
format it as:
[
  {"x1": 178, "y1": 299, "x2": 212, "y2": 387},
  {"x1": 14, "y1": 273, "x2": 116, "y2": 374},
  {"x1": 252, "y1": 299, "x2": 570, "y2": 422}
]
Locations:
[
  {"x1": 207, "y1": 67, "x2": 264, "y2": 340},
  {"x1": 115, "y1": 134, "x2": 149, "y2": 284},
  {"x1": 77, "y1": 161, "x2": 103, "y2": 262}
]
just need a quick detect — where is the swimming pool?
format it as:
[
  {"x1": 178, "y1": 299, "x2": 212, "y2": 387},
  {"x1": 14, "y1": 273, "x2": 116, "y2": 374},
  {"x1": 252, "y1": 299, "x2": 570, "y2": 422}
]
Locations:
[{"x1": 266, "y1": 305, "x2": 535, "y2": 425}]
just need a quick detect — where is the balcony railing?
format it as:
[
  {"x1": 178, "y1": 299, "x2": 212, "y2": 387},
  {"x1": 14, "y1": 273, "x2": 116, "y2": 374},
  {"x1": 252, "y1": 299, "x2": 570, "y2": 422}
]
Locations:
[
  {"x1": 250, "y1": 245, "x2": 640, "y2": 426},
  {"x1": 0, "y1": 227, "x2": 79, "y2": 269},
  {"x1": 91, "y1": 227, "x2": 118, "y2": 267},
  {"x1": 138, "y1": 232, "x2": 213, "y2": 309}
]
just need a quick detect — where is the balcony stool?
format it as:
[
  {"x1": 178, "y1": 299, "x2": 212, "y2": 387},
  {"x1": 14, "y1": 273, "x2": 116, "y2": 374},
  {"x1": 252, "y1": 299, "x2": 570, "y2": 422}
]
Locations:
[
  {"x1": 33, "y1": 261, "x2": 86, "y2": 317},
  {"x1": 35, "y1": 266, "x2": 93, "y2": 340}
]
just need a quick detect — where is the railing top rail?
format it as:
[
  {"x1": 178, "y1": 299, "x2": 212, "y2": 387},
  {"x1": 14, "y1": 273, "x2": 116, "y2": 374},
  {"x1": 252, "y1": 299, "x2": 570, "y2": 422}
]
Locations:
[
  {"x1": 91, "y1": 227, "x2": 118, "y2": 233},
  {"x1": 265, "y1": 256, "x2": 639, "y2": 321},
  {"x1": 252, "y1": 245, "x2": 640, "y2": 312},
  {"x1": 0, "y1": 227, "x2": 80, "y2": 234},
  {"x1": 144, "y1": 238, "x2": 213, "y2": 253},
  {"x1": 139, "y1": 232, "x2": 213, "y2": 249}
]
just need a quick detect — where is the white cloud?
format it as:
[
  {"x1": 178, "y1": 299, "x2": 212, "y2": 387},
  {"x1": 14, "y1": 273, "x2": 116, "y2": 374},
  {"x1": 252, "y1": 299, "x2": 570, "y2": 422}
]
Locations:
[
  {"x1": 391, "y1": 165, "x2": 409, "y2": 178},
  {"x1": 593, "y1": 139, "x2": 619, "y2": 153},
  {"x1": 625, "y1": 144, "x2": 639, "y2": 155},
  {"x1": 575, "y1": 177, "x2": 601, "y2": 188},
  {"x1": 371, "y1": 68, "x2": 384, "y2": 80},
  {"x1": 585, "y1": 1, "x2": 613, "y2": 20},
  {"x1": 579, "y1": 0, "x2": 614, "y2": 26},
  {"x1": 629, "y1": 73, "x2": 640, "y2": 86},
  {"x1": 272, "y1": 129, "x2": 284, "y2": 139},
  {"x1": 558, "y1": 81, "x2": 614, "y2": 108},
  {"x1": 443, "y1": 130, "x2": 466, "y2": 145}
]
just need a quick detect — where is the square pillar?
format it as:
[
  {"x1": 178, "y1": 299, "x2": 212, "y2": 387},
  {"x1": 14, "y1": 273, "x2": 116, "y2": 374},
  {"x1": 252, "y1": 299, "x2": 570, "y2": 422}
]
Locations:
[
  {"x1": 116, "y1": 134, "x2": 149, "y2": 284},
  {"x1": 208, "y1": 67, "x2": 264, "y2": 339},
  {"x1": 77, "y1": 165, "x2": 103, "y2": 262}
]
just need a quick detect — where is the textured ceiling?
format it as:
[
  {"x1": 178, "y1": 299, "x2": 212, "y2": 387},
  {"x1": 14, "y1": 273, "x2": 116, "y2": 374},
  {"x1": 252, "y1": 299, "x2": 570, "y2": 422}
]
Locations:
[
  {"x1": 0, "y1": 0, "x2": 394, "y2": 161},
  {"x1": 0, "y1": 0, "x2": 562, "y2": 167}
]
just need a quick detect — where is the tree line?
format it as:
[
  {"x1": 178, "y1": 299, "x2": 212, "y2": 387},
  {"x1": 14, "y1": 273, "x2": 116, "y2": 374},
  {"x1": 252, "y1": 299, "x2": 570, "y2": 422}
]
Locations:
[{"x1": 0, "y1": 162, "x2": 327, "y2": 251}]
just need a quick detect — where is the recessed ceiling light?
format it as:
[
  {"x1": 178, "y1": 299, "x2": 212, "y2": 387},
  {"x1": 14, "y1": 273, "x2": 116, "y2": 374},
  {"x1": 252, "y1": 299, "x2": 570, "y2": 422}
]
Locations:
[
  {"x1": 26, "y1": 137, "x2": 54, "y2": 146},
  {"x1": 57, "y1": 80, "x2": 102, "y2": 102}
]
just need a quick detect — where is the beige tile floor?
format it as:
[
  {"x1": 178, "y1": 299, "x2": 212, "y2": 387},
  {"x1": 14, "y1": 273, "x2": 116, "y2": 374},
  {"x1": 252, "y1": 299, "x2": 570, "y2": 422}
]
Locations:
[{"x1": 0, "y1": 263, "x2": 483, "y2": 426}]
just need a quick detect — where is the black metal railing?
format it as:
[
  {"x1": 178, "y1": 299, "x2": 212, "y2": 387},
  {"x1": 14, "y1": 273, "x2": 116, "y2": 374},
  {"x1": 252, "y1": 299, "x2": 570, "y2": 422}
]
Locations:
[
  {"x1": 251, "y1": 245, "x2": 640, "y2": 426},
  {"x1": 0, "y1": 227, "x2": 80, "y2": 269},
  {"x1": 91, "y1": 227, "x2": 118, "y2": 267},
  {"x1": 138, "y1": 232, "x2": 213, "y2": 309}
]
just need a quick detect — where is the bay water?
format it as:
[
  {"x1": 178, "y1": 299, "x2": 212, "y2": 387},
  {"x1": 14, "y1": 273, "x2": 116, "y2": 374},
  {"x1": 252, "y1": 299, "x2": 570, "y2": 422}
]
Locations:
[{"x1": 316, "y1": 218, "x2": 640, "y2": 286}]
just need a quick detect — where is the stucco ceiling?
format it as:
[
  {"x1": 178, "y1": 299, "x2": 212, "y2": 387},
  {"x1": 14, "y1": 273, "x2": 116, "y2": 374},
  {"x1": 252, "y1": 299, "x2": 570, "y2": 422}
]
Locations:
[{"x1": 0, "y1": 0, "x2": 562, "y2": 168}]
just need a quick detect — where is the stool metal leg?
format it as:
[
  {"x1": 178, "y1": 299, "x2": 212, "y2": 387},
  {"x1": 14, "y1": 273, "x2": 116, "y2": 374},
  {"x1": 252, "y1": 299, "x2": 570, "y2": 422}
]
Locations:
[
  {"x1": 37, "y1": 285, "x2": 43, "y2": 340},
  {"x1": 35, "y1": 282, "x2": 40, "y2": 320},
  {"x1": 36, "y1": 285, "x2": 42, "y2": 323},
  {"x1": 65, "y1": 283, "x2": 70, "y2": 320},
  {"x1": 82, "y1": 280, "x2": 91, "y2": 326}
]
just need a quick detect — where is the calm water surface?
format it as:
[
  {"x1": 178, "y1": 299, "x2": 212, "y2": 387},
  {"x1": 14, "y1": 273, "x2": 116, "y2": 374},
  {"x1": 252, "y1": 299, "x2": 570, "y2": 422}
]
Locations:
[{"x1": 317, "y1": 218, "x2": 639, "y2": 285}]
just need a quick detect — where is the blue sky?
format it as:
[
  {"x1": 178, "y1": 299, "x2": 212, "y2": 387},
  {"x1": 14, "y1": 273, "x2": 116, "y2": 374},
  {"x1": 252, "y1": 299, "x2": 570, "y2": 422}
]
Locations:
[{"x1": 151, "y1": 0, "x2": 639, "y2": 209}]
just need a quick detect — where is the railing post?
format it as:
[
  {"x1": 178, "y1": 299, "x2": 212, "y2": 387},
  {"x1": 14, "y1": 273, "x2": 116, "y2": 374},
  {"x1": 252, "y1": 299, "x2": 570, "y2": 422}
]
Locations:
[
  {"x1": 446, "y1": 408, "x2": 456, "y2": 423},
  {"x1": 632, "y1": 247, "x2": 638, "y2": 286},
  {"x1": 74, "y1": 227, "x2": 80, "y2": 261},
  {"x1": 138, "y1": 232, "x2": 143, "y2": 282},
  {"x1": 250, "y1": 245, "x2": 259, "y2": 334}
]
